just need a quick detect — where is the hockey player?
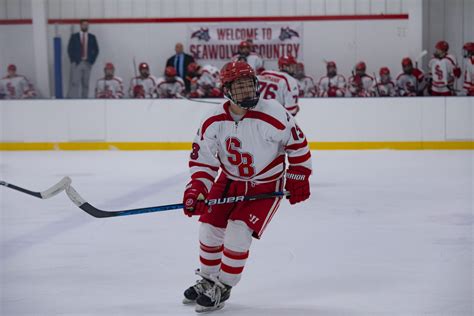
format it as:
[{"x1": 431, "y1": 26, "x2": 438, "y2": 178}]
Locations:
[
  {"x1": 317, "y1": 61, "x2": 346, "y2": 97},
  {"x1": 0, "y1": 64, "x2": 36, "y2": 99},
  {"x1": 129, "y1": 62, "x2": 158, "y2": 98},
  {"x1": 371, "y1": 67, "x2": 397, "y2": 97},
  {"x1": 347, "y1": 61, "x2": 373, "y2": 97},
  {"x1": 231, "y1": 41, "x2": 264, "y2": 73},
  {"x1": 187, "y1": 63, "x2": 222, "y2": 98},
  {"x1": 155, "y1": 66, "x2": 185, "y2": 98},
  {"x1": 294, "y1": 62, "x2": 317, "y2": 97},
  {"x1": 258, "y1": 55, "x2": 300, "y2": 115},
  {"x1": 427, "y1": 40, "x2": 461, "y2": 96},
  {"x1": 95, "y1": 63, "x2": 124, "y2": 98},
  {"x1": 462, "y1": 42, "x2": 474, "y2": 96},
  {"x1": 182, "y1": 61, "x2": 312, "y2": 313},
  {"x1": 396, "y1": 57, "x2": 425, "y2": 96}
]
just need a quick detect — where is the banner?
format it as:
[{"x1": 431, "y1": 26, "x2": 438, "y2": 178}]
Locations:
[{"x1": 188, "y1": 23, "x2": 303, "y2": 63}]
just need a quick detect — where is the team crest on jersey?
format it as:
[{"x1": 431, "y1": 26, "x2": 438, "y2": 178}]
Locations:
[
  {"x1": 191, "y1": 28, "x2": 211, "y2": 42},
  {"x1": 279, "y1": 27, "x2": 299, "y2": 41}
]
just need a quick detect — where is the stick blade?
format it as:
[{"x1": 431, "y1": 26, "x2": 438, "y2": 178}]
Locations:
[
  {"x1": 40, "y1": 176, "x2": 72, "y2": 199},
  {"x1": 65, "y1": 185, "x2": 113, "y2": 218}
]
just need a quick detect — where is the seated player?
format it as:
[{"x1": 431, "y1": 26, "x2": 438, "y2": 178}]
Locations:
[
  {"x1": 294, "y1": 62, "x2": 317, "y2": 97},
  {"x1": 129, "y1": 62, "x2": 158, "y2": 98},
  {"x1": 347, "y1": 61, "x2": 374, "y2": 97},
  {"x1": 187, "y1": 63, "x2": 222, "y2": 98},
  {"x1": 371, "y1": 67, "x2": 397, "y2": 97},
  {"x1": 231, "y1": 40, "x2": 264, "y2": 73},
  {"x1": 317, "y1": 61, "x2": 346, "y2": 97},
  {"x1": 462, "y1": 42, "x2": 474, "y2": 96},
  {"x1": 156, "y1": 66, "x2": 185, "y2": 98},
  {"x1": 95, "y1": 63, "x2": 124, "y2": 98},
  {"x1": 396, "y1": 57, "x2": 425, "y2": 96},
  {"x1": 0, "y1": 64, "x2": 36, "y2": 99}
]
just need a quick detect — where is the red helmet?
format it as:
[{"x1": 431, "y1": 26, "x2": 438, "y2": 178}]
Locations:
[
  {"x1": 7, "y1": 64, "x2": 16, "y2": 71},
  {"x1": 165, "y1": 66, "x2": 177, "y2": 77},
  {"x1": 104, "y1": 62, "x2": 114, "y2": 70},
  {"x1": 463, "y1": 42, "x2": 474, "y2": 53},
  {"x1": 187, "y1": 62, "x2": 201, "y2": 74},
  {"x1": 355, "y1": 61, "x2": 366, "y2": 71},
  {"x1": 401, "y1": 57, "x2": 413, "y2": 67},
  {"x1": 326, "y1": 61, "x2": 337, "y2": 69},
  {"x1": 139, "y1": 62, "x2": 149, "y2": 70},
  {"x1": 239, "y1": 41, "x2": 251, "y2": 49},
  {"x1": 278, "y1": 55, "x2": 297, "y2": 69},
  {"x1": 379, "y1": 67, "x2": 390, "y2": 76},
  {"x1": 220, "y1": 61, "x2": 256, "y2": 86},
  {"x1": 435, "y1": 40, "x2": 449, "y2": 52},
  {"x1": 220, "y1": 61, "x2": 258, "y2": 108}
]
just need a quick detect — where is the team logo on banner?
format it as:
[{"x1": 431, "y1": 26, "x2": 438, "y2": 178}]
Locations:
[{"x1": 188, "y1": 22, "x2": 303, "y2": 62}]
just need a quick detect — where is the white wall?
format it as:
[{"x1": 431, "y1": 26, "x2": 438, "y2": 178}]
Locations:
[{"x1": 1, "y1": 97, "x2": 472, "y2": 144}]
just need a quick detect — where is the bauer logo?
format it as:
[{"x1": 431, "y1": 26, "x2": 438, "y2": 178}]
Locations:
[{"x1": 207, "y1": 196, "x2": 245, "y2": 206}]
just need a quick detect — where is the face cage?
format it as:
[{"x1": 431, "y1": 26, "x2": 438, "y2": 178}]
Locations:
[{"x1": 224, "y1": 76, "x2": 260, "y2": 109}]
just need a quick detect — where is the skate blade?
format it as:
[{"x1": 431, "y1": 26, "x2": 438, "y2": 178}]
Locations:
[
  {"x1": 182, "y1": 298, "x2": 196, "y2": 305},
  {"x1": 195, "y1": 302, "x2": 225, "y2": 313}
]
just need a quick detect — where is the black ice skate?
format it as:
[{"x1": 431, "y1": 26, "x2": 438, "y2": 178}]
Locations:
[
  {"x1": 183, "y1": 269, "x2": 214, "y2": 304},
  {"x1": 195, "y1": 276, "x2": 232, "y2": 313}
]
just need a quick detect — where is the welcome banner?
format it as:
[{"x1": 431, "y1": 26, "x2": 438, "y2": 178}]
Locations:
[{"x1": 188, "y1": 22, "x2": 303, "y2": 63}]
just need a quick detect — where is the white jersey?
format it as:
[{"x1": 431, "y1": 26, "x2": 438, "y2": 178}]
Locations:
[
  {"x1": 462, "y1": 57, "x2": 474, "y2": 95},
  {"x1": 155, "y1": 77, "x2": 185, "y2": 98},
  {"x1": 297, "y1": 76, "x2": 317, "y2": 97},
  {"x1": 190, "y1": 65, "x2": 221, "y2": 97},
  {"x1": 428, "y1": 55, "x2": 458, "y2": 93},
  {"x1": 188, "y1": 99, "x2": 312, "y2": 191},
  {"x1": 257, "y1": 70, "x2": 300, "y2": 115},
  {"x1": 129, "y1": 75, "x2": 158, "y2": 98},
  {"x1": 371, "y1": 79, "x2": 397, "y2": 97},
  {"x1": 396, "y1": 71, "x2": 425, "y2": 96},
  {"x1": 232, "y1": 53, "x2": 264, "y2": 72},
  {"x1": 347, "y1": 75, "x2": 374, "y2": 97},
  {"x1": 95, "y1": 76, "x2": 124, "y2": 98},
  {"x1": 317, "y1": 75, "x2": 346, "y2": 97},
  {"x1": 0, "y1": 75, "x2": 36, "y2": 99}
]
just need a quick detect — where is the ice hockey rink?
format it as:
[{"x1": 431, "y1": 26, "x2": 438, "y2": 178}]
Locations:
[{"x1": 0, "y1": 150, "x2": 472, "y2": 315}]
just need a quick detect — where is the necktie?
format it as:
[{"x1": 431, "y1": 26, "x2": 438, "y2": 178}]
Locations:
[{"x1": 81, "y1": 33, "x2": 85, "y2": 59}]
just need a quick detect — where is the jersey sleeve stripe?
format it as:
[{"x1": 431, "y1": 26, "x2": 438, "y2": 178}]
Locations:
[
  {"x1": 191, "y1": 171, "x2": 215, "y2": 182},
  {"x1": 288, "y1": 151, "x2": 312, "y2": 164},
  {"x1": 201, "y1": 113, "x2": 231, "y2": 140},
  {"x1": 285, "y1": 139, "x2": 308, "y2": 151},
  {"x1": 189, "y1": 161, "x2": 220, "y2": 172},
  {"x1": 244, "y1": 111, "x2": 285, "y2": 130}
]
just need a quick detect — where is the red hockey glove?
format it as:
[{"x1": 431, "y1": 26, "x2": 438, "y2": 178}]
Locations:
[
  {"x1": 412, "y1": 68, "x2": 423, "y2": 80},
  {"x1": 183, "y1": 180, "x2": 208, "y2": 217},
  {"x1": 285, "y1": 166, "x2": 311, "y2": 205},
  {"x1": 453, "y1": 67, "x2": 461, "y2": 78},
  {"x1": 328, "y1": 86, "x2": 338, "y2": 97},
  {"x1": 133, "y1": 85, "x2": 145, "y2": 98},
  {"x1": 189, "y1": 91, "x2": 200, "y2": 98}
]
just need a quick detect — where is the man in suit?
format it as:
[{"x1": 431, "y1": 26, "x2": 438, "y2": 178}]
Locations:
[
  {"x1": 67, "y1": 19, "x2": 99, "y2": 98},
  {"x1": 166, "y1": 43, "x2": 195, "y2": 92}
]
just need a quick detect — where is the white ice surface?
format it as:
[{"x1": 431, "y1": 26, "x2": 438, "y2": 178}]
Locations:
[{"x1": 0, "y1": 151, "x2": 472, "y2": 316}]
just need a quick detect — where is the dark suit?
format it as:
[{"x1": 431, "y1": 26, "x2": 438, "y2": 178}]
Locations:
[
  {"x1": 166, "y1": 53, "x2": 195, "y2": 92},
  {"x1": 67, "y1": 32, "x2": 99, "y2": 98}
]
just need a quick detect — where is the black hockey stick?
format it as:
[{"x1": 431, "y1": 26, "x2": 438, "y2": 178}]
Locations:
[
  {"x1": 0, "y1": 177, "x2": 71, "y2": 199},
  {"x1": 65, "y1": 184, "x2": 289, "y2": 218},
  {"x1": 177, "y1": 94, "x2": 222, "y2": 105}
]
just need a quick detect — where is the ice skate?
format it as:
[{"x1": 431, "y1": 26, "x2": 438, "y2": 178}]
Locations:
[
  {"x1": 195, "y1": 276, "x2": 232, "y2": 313},
  {"x1": 182, "y1": 269, "x2": 214, "y2": 304}
]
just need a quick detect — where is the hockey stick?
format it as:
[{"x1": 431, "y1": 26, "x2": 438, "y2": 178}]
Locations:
[
  {"x1": 65, "y1": 184, "x2": 289, "y2": 218},
  {"x1": 177, "y1": 94, "x2": 221, "y2": 105},
  {"x1": 0, "y1": 176, "x2": 71, "y2": 199}
]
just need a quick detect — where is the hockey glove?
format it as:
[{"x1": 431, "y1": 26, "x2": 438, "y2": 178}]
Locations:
[
  {"x1": 183, "y1": 180, "x2": 208, "y2": 217},
  {"x1": 453, "y1": 67, "x2": 461, "y2": 78},
  {"x1": 285, "y1": 166, "x2": 311, "y2": 205}
]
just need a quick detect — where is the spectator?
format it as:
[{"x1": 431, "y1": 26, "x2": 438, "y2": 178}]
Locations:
[
  {"x1": 396, "y1": 57, "x2": 425, "y2": 96},
  {"x1": 294, "y1": 62, "x2": 317, "y2": 97},
  {"x1": 166, "y1": 43, "x2": 195, "y2": 92},
  {"x1": 462, "y1": 42, "x2": 474, "y2": 96},
  {"x1": 347, "y1": 61, "x2": 373, "y2": 97},
  {"x1": 187, "y1": 63, "x2": 222, "y2": 98},
  {"x1": 95, "y1": 63, "x2": 124, "y2": 99},
  {"x1": 67, "y1": 19, "x2": 99, "y2": 99},
  {"x1": 372, "y1": 67, "x2": 397, "y2": 97},
  {"x1": 232, "y1": 41, "x2": 264, "y2": 74},
  {"x1": 129, "y1": 62, "x2": 158, "y2": 98},
  {"x1": 0, "y1": 64, "x2": 36, "y2": 99},
  {"x1": 156, "y1": 66, "x2": 185, "y2": 98},
  {"x1": 427, "y1": 40, "x2": 461, "y2": 96},
  {"x1": 317, "y1": 61, "x2": 346, "y2": 97}
]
